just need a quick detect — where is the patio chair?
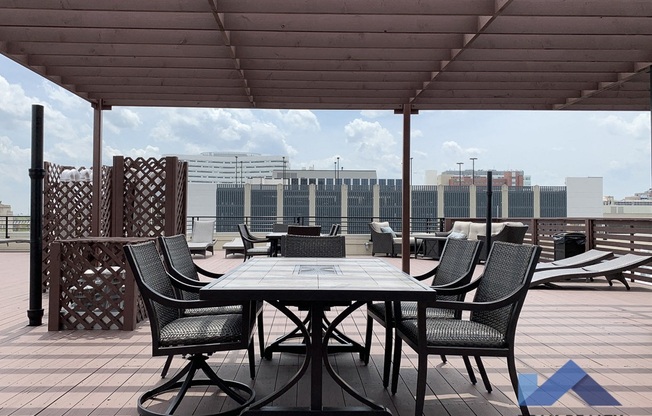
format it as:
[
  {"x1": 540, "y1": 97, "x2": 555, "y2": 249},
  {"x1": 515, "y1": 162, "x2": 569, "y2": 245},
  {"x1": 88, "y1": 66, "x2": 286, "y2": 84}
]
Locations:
[
  {"x1": 364, "y1": 238, "x2": 483, "y2": 387},
  {"x1": 328, "y1": 223, "x2": 341, "y2": 236},
  {"x1": 124, "y1": 241, "x2": 256, "y2": 416},
  {"x1": 186, "y1": 219, "x2": 217, "y2": 256},
  {"x1": 535, "y1": 249, "x2": 613, "y2": 271},
  {"x1": 391, "y1": 242, "x2": 541, "y2": 416},
  {"x1": 368, "y1": 221, "x2": 415, "y2": 257},
  {"x1": 478, "y1": 224, "x2": 528, "y2": 261},
  {"x1": 530, "y1": 252, "x2": 652, "y2": 290},
  {"x1": 263, "y1": 235, "x2": 353, "y2": 359},
  {"x1": 158, "y1": 235, "x2": 265, "y2": 377},
  {"x1": 237, "y1": 223, "x2": 271, "y2": 261}
]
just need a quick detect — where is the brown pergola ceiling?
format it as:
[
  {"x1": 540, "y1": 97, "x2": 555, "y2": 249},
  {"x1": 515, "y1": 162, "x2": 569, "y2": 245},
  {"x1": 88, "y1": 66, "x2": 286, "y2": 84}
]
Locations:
[{"x1": 0, "y1": 0, "x2": 650, "y2": 111}]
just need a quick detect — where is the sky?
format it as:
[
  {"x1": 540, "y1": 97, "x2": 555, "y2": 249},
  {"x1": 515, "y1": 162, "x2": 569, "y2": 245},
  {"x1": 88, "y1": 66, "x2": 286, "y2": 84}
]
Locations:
[{"x1": 1, "y1": 54, "x2": 651, "y2": 215}]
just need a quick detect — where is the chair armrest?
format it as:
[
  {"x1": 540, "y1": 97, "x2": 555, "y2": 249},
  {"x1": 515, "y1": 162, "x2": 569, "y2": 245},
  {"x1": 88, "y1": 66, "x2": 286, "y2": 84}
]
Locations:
[
  {"x1": 195, "y1": 264, "x2": 224, "y2": 280},
  {"x1": 413, "y1": 265, "x2": 439, "y2": 281},
  {"x1": 420, "y1": 285, "x2": 527, "y2": 313},
  {"x1": 433, "y1": 276, "x2": 482, "y2": 296}
]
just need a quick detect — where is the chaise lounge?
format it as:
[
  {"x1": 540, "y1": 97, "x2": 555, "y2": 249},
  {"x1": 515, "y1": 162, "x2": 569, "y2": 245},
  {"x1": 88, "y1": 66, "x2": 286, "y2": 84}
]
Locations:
[
  {"x1": 530, "y1": 253, "x2": 652, "y2": 290},
  {"x1": 535, "y1": 249, "x2": 613, "y2": 271}
]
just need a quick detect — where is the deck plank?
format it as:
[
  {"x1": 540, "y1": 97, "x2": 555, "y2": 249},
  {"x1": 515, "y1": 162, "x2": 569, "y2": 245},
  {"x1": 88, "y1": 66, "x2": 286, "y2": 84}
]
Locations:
[{"x1": 1, "y1": 250, "x2": 652, "y2": 415}]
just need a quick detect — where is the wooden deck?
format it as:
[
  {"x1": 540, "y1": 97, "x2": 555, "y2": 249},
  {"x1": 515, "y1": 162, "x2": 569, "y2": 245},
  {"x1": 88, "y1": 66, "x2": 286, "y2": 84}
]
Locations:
[{"x1": 1, "y1": 250, "x2": 652, "y2": 416}]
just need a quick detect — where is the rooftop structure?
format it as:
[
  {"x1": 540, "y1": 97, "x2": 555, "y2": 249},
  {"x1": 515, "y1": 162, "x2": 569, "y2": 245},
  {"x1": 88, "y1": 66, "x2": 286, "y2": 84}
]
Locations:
[{"x1": 173, "y1": 152, "x2": 287, "y2": 185}]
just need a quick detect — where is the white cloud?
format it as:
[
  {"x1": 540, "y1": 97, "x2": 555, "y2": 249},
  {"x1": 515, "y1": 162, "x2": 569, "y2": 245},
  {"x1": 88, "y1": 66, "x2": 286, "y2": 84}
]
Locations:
[
  {"x1": 596, "y1": 113, "x2": 650, "y2": 140},
  {"x1": 273, "y1": 109, "x2": 320, "y2": 131}
]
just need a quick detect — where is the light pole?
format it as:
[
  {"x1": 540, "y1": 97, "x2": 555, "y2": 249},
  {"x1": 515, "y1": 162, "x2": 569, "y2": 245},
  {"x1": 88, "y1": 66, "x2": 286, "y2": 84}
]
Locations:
[
  {"x1": 457, "y1": 162, "x2": 464, "y2": 186},
  {"x1": 410, "y1": 157, "x2": 413, "y2": 186},
  {"x1": 336, "y1": 156, "x2": 340, "y2": 182},
  {"x1": 469, "y1": 157, "x2": 477, "y2": 185},
  {"x1": 234, "y1": 155, "x2": 238, "y2": 185},
  {"x1": 240, "y1": 161, "x2": 243, "y2": 186},
  {"x1": 282, "y1": 156, "x2": 286, "y2": 186}
]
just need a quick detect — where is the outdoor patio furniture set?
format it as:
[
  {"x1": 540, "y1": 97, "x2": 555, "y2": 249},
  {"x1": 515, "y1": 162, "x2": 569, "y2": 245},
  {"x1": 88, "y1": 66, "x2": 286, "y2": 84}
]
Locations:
[{"x1": 121, "y1": 221, "x2": 651, "y2": 416}]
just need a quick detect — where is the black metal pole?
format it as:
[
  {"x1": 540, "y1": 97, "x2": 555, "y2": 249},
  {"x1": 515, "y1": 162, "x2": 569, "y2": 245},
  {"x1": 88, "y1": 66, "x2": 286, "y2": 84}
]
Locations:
[
  {"x1": 28, "y1": 104, "x2": 45, "y2": 326},
  {"x1": 485, "y1": 170, "x2": 493, "y2": 261}
]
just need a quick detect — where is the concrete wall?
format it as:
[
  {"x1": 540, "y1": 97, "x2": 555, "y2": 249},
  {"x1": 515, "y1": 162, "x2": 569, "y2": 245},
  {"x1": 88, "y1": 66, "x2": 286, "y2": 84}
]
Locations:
[
  {"x1": 187, "y1": 183, "x2": 218, "y2": 217},
  {"x1": 566, "y1": 177, "x2": 603, "y2": 218}
]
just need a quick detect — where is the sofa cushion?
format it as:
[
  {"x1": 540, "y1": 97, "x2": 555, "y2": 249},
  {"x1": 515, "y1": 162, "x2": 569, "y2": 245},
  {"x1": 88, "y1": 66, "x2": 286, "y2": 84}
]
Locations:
[
  {"x1": 380, "y1": 226, "x2": 397, "y2": 238},
  {"x1": 370, "y1": 221, "x2": 390, "y2": 234},
  {"x1": 468, "y1": 223, "x2": 485, "y2": 241},
  {"x1": 448, "y1": 231, "x2": 467, "y2": 239},
  {"x1": 451, "y1": 221, "x2": 472, "y2": 235}
]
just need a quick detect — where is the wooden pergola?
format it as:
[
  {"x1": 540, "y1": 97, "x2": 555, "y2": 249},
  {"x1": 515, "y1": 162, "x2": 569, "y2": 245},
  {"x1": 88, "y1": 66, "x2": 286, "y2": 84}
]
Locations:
[{"x1": 1, "y1": 1, "x2": 650, "y2": 323}]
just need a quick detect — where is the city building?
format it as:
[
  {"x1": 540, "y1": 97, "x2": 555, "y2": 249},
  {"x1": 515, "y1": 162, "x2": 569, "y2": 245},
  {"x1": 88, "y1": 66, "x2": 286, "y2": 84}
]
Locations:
[
  {"x1": 436, "y1": 169, "x2": 531, "y2": 187},
  {"x1": 173, "y1": 152, "x2": 288, "y2": 184},
  {"x1": 272, "y1": 168, "x2": 378, "y2": 186}
]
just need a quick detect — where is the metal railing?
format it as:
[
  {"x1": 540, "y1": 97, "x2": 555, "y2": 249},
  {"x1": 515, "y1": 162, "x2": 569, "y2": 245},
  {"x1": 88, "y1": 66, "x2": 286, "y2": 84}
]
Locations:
[{"x1": 0, "y1": 216, "x2": 31, "y2": 239}]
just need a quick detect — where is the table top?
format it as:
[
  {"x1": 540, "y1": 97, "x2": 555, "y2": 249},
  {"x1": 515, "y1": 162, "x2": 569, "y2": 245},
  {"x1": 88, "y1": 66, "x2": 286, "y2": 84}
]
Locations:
[
  {"x1": 265, "y1": 232, "x2": 287, "y2": 238},
  {"x1": 411, "y1": 233, "x2": 447, "y2": 240},
  {"x1": 200, "y1": 257, "x2": 434, "y2": 303}
]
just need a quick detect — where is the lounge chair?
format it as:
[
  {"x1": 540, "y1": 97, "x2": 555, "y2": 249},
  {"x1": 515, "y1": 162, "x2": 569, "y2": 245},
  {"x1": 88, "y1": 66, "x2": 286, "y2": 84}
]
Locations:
[
  {"x1": 186, "y1": 219, "x2": 217, "y2": 256},
  {"x1": 530, "y1": 253, "x2": 652, "y2": 290},
  {"x1": 535, "y1": 249, "x2": 613, "y2": 271}
]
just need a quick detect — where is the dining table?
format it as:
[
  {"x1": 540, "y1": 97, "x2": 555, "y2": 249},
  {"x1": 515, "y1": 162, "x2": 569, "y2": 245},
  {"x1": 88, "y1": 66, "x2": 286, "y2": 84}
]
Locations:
[{"x1": 200, "y1": 257, "x2": 435, "y2": 415}]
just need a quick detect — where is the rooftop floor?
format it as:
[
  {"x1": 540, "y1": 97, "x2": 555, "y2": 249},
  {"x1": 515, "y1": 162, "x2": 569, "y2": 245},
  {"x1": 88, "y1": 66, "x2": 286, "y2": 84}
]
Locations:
[{"x1": 1, "y1": 250, "x2": 651, "y2": 416}]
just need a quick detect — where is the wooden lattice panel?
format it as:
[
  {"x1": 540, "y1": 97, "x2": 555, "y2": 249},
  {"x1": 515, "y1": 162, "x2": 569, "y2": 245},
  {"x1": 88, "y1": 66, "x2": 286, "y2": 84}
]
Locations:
[
  {"x1": 121, "y1": 157, "x2": 167, "y2": 236},
  {"x1": 114, "y1": 156, "x2": 187, "y2": 237},
  {"x1": 42, "y1": 163, "x2": 112, "y2": 290},
  {"x1": 48, "y1": 238, "x2": 148, "y2": 331}
]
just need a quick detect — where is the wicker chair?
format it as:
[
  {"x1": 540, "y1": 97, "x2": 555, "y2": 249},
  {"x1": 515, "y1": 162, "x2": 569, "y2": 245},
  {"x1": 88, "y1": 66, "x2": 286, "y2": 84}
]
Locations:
[
  {"x1": 124, "y1": 241, "x2": 256, "y2": 416},
  {"x1": 158, "y1": 234, "x2": 265, "y2": 377},
  {"x1": 364, "y1": 238, "x2": 483, "y2": 387},
  {"x1": 263, "y1": 235, "x2": 352, "y2": 360},
  {"x1": 478, "y1": 224, "x2": 529, "y2": 261},
  {"x1": 391, "y1": 242, "x2": 541, "y2": 416},
  {"x1": 286, "y1": 224, "x2": 322, "y2": 236},
  {"x1": 237, "y1": 223, "x2": 271, "y2": 261}
]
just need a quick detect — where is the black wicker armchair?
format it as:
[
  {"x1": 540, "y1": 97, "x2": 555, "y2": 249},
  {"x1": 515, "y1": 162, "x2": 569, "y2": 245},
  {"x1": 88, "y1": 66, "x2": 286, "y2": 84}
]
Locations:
[
  {"x1": 124, "y1": 241, "x2": 257, "y2": 416},
  {"x1": 364, "y1": 238, "x2": 483, "y2": 387},
  {"x1": 158, "y1": 234, "x2": 265, "y2": 376},
  {"x1": 237, "y1": 223, "x2": 271, "y2": 261},
  {"x1": 391, "y1": 242, "x2": 541, "y2": 416},
  {"x1": 263, "y1": 235, "x2": 358, "y2": 360}
]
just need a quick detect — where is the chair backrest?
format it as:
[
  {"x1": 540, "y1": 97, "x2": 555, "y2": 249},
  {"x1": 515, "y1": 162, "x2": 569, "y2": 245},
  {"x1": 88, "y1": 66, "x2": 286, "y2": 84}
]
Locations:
[
  {"x1": 471, "y1": 242, "x2": 541, "y2": 339},
  {"x1": 237, "y1": 224, "x2": 255, "y2": 250},
  {"x1": 124, "y1": 241, "x2": 180, "y2": 341},
  {"x1": 272, "y1": 223, "x2": 289, "y2": 232},
  {"x1": 191, "y1": 219, "x2": 215, "y2": 243},
  {"x1": 433, "y1": 239, "x2": 482, "y2": 289},
  {"x1": 498, "y1": 224, "x2": 528, "y2": 244},
  {"x1": 282, "y1": 235, "x2": 346, "y2": 257},
  {"x1": 159, "y1": 235, "x2": 200, "y2": 300},
  {"x1": 287, "y1": 225, "x2": 321, "y2": 236},
  {"x1": 328, "y1": 224, "x2": 341, "y2": 236}
]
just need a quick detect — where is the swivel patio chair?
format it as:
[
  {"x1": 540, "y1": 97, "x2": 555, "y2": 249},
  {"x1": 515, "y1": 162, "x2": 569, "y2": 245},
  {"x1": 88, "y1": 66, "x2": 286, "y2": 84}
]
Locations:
[
  {"x1": 158, "y1": 234, "x2": 265, "y2": 377},
  {"x1": 391, "y1": 242, "x2": 541, "y2": 416},
  {"x1": 478, "y1": 224, "x2": 528, "y2": 261},
  {"x1": 263, "y1": 235, "x2": 355, "y2": 359},
  {"x1": 364, "y1": 238, "x2": 483, "y2": 387},
  {"x1": 237, "y1": 223, "x2": 271, "y2": 261},
  {"x1": 124, "y1": 241, "x2": 256, "y2": 416}
]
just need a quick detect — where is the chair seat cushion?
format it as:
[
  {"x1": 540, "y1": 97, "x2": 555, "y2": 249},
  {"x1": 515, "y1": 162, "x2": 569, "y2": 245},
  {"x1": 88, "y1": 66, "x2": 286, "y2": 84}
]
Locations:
[
  {"x1": 248, "y1": 247, "x2": 271, "y2": 255},
  {"x1": 399, "y1": 318, "x2": 506, "y2": 348},
  {"x1": 368, "y1": 302, "x2": 455, "y2": 321},
  {"x1": 183, "y1": 305, "x2": 242, "y2": 317},
  {"x1": 160, "y1": 314, "x2": 243, "y2": 346}
]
